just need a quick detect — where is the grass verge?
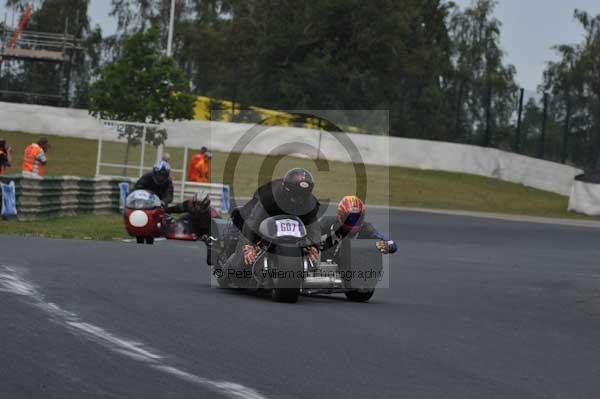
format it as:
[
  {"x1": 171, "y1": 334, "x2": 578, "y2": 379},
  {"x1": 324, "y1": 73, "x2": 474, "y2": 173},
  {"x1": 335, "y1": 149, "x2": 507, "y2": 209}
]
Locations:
[{"x1": 0, "y1": 214, "x2": 125, "y2": 241}]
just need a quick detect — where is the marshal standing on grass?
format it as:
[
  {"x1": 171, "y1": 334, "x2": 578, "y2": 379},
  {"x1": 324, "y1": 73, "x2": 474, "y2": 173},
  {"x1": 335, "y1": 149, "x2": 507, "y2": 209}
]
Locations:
[
  {"x1": 0, "y1": 138, "x2": 12, "y2": 176},
  {"x1": 187, "y1": 146, "x2": 212, "y2": 183},
  {"x1": 22, "y1": 137, "x2": 49, "y2": 177}
]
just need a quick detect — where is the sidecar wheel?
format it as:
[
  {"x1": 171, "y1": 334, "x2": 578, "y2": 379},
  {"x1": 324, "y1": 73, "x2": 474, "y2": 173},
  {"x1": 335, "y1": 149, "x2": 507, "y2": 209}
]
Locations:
[{"x1": 345, "y1": 289, "x2": 375, "y2": 302}]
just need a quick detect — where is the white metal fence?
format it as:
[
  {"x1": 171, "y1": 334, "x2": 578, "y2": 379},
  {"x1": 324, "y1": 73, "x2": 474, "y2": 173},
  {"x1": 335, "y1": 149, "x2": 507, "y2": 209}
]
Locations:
[{"x1": 95, "y1": 119, "x2": 230, "y2": 213}]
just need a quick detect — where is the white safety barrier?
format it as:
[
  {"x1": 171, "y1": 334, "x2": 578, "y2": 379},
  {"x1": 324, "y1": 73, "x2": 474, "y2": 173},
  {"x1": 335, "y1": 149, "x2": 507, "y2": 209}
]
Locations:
[
  {"x1": 0, "y1": 101, "x2": 107, "y2": 139},
  {"x1": 0, "y1": 101, "x2": 583, "y2": 196},
  {"x1": 173, "y1": 181, "x2": 230, "y2": 213},
  {"x1": 568, "y1": 180, "x2": 600, "y2": 216},
  {"x1": 93, "y1": 119, "x2": 230, "y2": 213}
]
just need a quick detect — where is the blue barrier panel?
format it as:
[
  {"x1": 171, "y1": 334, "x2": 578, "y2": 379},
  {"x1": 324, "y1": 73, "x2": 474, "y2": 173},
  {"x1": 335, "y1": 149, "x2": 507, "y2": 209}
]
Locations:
[
  {"x1": 119, "y1": 182, "x2": 130, "y2": 213},
  {"x1": 221, "y1": 185, "x2": 230, "y2": 213},
  {"x1": 1, "y1": 180, "x2": 17, "y2": 220}
]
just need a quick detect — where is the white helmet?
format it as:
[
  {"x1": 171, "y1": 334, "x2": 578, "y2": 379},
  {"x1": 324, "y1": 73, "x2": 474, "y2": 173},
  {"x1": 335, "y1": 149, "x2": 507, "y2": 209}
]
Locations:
[{"x1": 191, "y1": 191, "x2": 210, "y2": 213}]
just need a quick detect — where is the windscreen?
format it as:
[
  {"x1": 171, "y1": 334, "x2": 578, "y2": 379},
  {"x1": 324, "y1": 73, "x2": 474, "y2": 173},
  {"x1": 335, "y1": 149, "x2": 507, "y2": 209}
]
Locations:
[{"x1": 125, "y1": 190, "x2": 161, "y2": 210}]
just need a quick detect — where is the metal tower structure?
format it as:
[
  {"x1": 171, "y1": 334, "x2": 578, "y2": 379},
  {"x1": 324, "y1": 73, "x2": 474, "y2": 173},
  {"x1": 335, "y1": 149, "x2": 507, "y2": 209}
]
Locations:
[{"x1": 0, "y1": 5, "x2": 81, "y2": 106}]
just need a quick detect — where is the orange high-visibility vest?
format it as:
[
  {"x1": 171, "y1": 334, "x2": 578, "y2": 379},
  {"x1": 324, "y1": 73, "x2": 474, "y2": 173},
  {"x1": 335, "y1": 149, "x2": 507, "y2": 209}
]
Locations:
[
  {"x1": 199, "y1": 156, "x2": 210, "y2": 183},
  {"x1": 187, "y1": 153, "x2": 204, "y2": 182},
  {"x1": 195, "y1": 155, "x2": 211, "y2": 183},
  {"x1": 22, "y1": 143, "x2": 45, "y2": 176},
  {"x1": 204, "y1": 158, "x2": 211, "y2": 182}
]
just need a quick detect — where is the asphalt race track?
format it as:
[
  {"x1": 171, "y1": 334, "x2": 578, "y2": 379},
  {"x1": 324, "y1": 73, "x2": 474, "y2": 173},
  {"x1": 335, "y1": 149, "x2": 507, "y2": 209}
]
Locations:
[{"x1": 2, "y1": 208, "x2": 600, "y2": 399}]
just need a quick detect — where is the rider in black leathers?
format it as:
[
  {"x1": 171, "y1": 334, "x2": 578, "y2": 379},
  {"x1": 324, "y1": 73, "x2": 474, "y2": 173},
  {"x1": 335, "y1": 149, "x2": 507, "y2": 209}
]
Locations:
[
  {"x1": 134, "y1": 161, "x2": 174, "y2": 205},
  {"x1": 224, "y1": 168, "x2": 321, "y2": 271}
]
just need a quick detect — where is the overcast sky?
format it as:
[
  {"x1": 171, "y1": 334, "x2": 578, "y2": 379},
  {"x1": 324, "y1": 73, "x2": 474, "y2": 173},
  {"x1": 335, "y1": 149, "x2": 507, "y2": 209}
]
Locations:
[
  {"x1": 4, "y1": 0, "x2": 600, "y2": 90},
  {"x1": 453, "y1": 0, "x2": 600, "y2": 91}
]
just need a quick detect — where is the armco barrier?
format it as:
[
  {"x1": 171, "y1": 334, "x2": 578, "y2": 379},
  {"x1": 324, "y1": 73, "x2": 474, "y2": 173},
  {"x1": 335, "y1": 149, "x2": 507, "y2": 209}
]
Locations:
[{"x1": 0, "y1": 174, "x2": 231, "y2": 220}]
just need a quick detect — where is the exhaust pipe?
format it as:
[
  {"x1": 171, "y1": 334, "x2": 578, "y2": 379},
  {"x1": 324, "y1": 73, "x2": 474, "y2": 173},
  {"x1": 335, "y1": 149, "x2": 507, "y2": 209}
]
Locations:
[{"x1": 303, "y1": 275, "x2": 345, "y2": 290}]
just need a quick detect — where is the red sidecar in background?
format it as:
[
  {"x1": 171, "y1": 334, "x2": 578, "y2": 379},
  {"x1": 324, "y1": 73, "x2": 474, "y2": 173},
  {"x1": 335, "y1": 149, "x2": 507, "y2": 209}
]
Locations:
[
  {"x1": 123, "y1": 190, "x2": 166, "y2": 244},
  {"x1": 124, "y1": 189, "x2": 203, "y2": 244}
]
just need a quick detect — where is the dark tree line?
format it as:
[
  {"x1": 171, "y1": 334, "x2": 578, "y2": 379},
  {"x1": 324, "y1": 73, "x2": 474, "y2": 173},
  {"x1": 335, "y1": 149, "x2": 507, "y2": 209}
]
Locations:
[
  {"x1": 104, "y1": 0, "x2": 520, "y2": 141},
  {"x1": 521, "y1": 10, "x2": 600, "y2": 170},
  {"x1": 3, "y1": 0, "x2": 600, "y2": 168}
]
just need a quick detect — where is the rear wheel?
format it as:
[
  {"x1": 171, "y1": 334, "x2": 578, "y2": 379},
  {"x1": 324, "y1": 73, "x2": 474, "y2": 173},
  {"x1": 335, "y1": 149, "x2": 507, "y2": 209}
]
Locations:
[
  {"x1": 345, "y1": 289, "x2": 375, "y2": 302},
  {"x1": 145, "y1": 237, "x2": 155, "y2": 245}
]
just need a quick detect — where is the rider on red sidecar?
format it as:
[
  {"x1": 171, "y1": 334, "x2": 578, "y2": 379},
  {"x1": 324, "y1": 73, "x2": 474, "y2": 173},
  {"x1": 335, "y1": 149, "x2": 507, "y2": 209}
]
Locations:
[
  {"x1": 164, "y1": 191, "x2": 219, "y2": 241},
  {"x1": 134, "y1": 161, "x2": 174, "y2": 205}
]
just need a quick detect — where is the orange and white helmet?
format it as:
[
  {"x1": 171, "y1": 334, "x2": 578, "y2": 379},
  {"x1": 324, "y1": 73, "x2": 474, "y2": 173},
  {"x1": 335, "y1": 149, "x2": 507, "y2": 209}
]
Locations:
[{"x1": 336, "y1": 196, "x2": 366, "y2": 233}]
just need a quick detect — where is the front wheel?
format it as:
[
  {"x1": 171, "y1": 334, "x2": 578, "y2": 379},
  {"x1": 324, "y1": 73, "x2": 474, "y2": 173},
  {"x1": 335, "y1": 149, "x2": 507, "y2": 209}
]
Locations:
[
  {"x1": 213, "y1": 267, "x2": 230, "y2": 288},
  {"x1": 145, "y1": 237, "x2": 155, "y2": 245},
  {"x1": 136, "y1": 237, "x2": 144, "y2": 244},
  {"x1": 272, "y1": 287, "x2": 300, "y2": 303},
  {"x1": 345, "y1": 289, "x2": 375, "y2": 302}
]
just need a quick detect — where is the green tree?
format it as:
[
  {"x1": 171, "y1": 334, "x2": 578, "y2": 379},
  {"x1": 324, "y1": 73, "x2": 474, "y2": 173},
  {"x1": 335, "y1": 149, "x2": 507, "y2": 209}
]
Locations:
[
  {"x1": 573, "y1": 10, "x2": 600, "y2": 169},
  {"x1": 187, "y1": 0, "x2": 455, "y2": 138},
  {"x1": 542, "y1": 10, "x2": 600, "y2": 169},
  {"x1": 89, "y1": 27, "x2": 194, "y2": 169},
  {"x1": 88, "y1": 27, "x2": 194, "y2": 123},
  {"x1": 519, "y1": 97, "x2": 543, "y2": 156},
  {"x1": 449, "y1": 0, "x2": 517, "y2": 145}
]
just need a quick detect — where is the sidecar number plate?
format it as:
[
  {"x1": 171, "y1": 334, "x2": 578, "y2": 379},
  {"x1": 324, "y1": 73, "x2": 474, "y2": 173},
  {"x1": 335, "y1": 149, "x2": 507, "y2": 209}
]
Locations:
[{"x1": 275, "y1": 219, "x2": 302, "y2": 237}]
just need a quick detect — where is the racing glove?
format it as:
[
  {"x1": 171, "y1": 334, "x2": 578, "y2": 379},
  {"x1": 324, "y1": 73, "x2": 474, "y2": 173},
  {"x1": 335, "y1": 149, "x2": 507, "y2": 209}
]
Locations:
[
  {"x1": 307, "y1": 246, "x2": 320, "y2": 264},
  {"x1": 243, "y1": 244, "x2": 258, "y2": 265},
  {"x1": 376, "y1": 240, "x2": 397, "y2": 254}
]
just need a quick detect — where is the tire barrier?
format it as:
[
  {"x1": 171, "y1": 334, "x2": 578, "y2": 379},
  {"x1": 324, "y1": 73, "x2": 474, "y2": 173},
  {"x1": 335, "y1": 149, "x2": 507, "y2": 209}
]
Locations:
[
  {"x1": 0, "y1": 175, "x2": 126, "y2": 220},
  {"x1": 0, "y1": 175, "x2": 231, "y2": 220}
]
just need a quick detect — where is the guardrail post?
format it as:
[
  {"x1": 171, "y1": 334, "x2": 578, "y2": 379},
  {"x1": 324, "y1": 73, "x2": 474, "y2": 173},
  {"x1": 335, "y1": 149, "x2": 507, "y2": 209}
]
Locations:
[
  {"x1": 181, "y1": 146, "x2": 188, "y2": 202},
  {"x1": 514, "y1": 88, "x2": 524, "y2": 153},
  {"x1": 140, "y1": 126, "x2": 146, "y2": 177},
  {"x1": 95, "y1": 134, "x2": 103, "y2": 177},
  {"x1": 483, "y1": 85, "x2": 493, "y2": 147},
  {"x1": 538, "y1": 92, "x2": 548, "y2": 159},
  {"x1": 561, "y1": 96, "x2": 571, "y2": 164}
]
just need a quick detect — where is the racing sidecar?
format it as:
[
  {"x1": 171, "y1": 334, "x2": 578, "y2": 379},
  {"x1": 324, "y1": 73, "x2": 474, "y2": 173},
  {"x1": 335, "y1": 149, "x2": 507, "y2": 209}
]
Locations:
[
  {"x1": 208, "y1": 216, "x2": 384, "y2": 303},
  {"x1": 123, "y1": 190, "x2": 165, "y2": 244},
  {"x1": 123, "y1": 189, "x2": 218, "y2": 245}
]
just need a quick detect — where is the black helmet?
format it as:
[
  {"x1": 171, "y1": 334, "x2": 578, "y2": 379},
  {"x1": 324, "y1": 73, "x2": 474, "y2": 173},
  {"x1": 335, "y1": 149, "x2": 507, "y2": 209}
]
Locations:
[
  {"x1": 282, "y1": 168, "x2": 314, "y2": 204},
  {"x1": 152, "y1": 160, "x2": 171, "y2": 185}
]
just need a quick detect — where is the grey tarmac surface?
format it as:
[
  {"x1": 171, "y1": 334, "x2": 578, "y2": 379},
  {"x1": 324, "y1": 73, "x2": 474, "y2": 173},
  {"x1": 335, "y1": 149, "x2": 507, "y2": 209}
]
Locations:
[{"x1": 1, "y1": 208, "x2": 600, "y2": 399}]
